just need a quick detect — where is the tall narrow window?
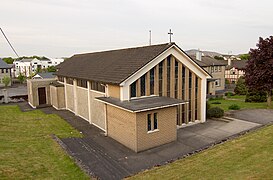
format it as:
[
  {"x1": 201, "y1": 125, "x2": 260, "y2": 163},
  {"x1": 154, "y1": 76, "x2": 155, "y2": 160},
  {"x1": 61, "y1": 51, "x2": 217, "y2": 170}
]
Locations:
[
  {"x1": 182, "y1": 66, "x2": 185, "y2": 99},
  {"x1": 175, "y1": 60, "x2": 178, "y2": 98},
  {"x1": 150, "y1": 68, "x2": 155, "y2": 95},
  {"x1": 195, "y1": 77, "x2": 199, "y2": 120},
  {"x1": 147, "y1": 114, "x2": 152, "y2": 131},
  {"x1": 130, "y1": 81, "x2": 136, "y2": 98},
  {"x1": 188, "y1": 72, "x2": 192, "y2": 122},
  {"x1": 154, "y1": 113, "x2": 158, "y2": 129},
  {"x1": 159, "y1": 62, "x2": 163, "y2": 96},
  {"x1": 182, "y1": 104, "x2": 186, "y2": 124},
  {"x1": 140, "y1": 74, "x2": 146, "y2": 96},
  {"x1": 167, "y1": 56, "x2": 171, "y2": 97}
]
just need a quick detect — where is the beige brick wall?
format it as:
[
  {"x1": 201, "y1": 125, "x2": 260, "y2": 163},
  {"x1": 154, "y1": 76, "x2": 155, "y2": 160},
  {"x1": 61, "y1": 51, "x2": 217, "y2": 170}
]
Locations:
[
  {"x1": 107, "y1": 105, "x2": 137, "y2": 151},
  {"x1": 66, "y1": 84, "x2": 74, "y2": 111},
  {"x1": 90, "y1": 90, "x2": 106, "y2": 130},
  {"x1": 136, "y1": 107, "x2": 177, "y2": 152},
  {"x1": 108, "y1": 85, "x2": 120, "y2": 99},
  {"x1": 76, "y1": 87, "x2": 89, "y2": 120}
]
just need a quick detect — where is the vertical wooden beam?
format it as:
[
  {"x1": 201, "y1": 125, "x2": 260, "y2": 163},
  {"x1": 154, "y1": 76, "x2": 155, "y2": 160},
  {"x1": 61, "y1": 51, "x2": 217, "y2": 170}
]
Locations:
[
  {"x1": 170, "y1": 57, "x2": 175, "y2": 98},
  {"x1": 191, "y1": 73, "x2": 196, "y2": 121},
  {"x1": 146, "y1": 71, "x2": 150, "y2": 96},
  {"x1": 178, "y1": 62, "x2": 182, "y2": 100},
  {"x1": 163, "y1": 59, "x2": 167, "y2": 96},
  {"x1": 136, "y1": 79, "x2": 141, "y2": 97},
  {"x1": 154, "y1": 65, "x2": 159, "y2": 95},
  {"x1": 185, "y1": 68, "x2": 189, "y2": 123}
]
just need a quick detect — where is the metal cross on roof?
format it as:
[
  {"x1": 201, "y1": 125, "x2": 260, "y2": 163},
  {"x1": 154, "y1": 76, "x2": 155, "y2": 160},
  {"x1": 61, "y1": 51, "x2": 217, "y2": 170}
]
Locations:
[{"x1": 168, "y1": 29, "x2": 173, "y2": 43}]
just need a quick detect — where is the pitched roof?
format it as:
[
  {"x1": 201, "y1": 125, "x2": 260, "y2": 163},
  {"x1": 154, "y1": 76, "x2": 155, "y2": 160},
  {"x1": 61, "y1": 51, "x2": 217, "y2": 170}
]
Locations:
[
  {"x1": 226, "y1": 60, "x2": 248, "y2": 70},
  {"x1": 190, "y1": 56, "x2": 227, "y2": 67},
  {"x1": 55, "y1": 43, "x2": 175, "y2": 84},
  {"x1": 96, "y1": 96, "x2": 187, "y2": 112},
  {"x1": 36, "y1": 72, "x2": 56, "y2": 79},
  {"x1": 0, "y1": 58, "x2": 12, "y2": 69}
]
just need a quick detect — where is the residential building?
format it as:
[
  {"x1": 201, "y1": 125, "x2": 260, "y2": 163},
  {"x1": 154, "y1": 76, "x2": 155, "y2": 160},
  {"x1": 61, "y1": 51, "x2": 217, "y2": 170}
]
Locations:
[
  {"x1": 191, "y1": 51, "x2": 227, "y2": 95},
  {"x1": 13, "y1": 58, "x2": 64, "y2": 77},
  {"x1": 0, "y1": 58, "x2": 12, "y2": 87},
  {"x1": 225, "y1": 60, "x2": 247, "y2": 84},
  {"x1": 27, "y1": 43, "x2": 211, "y2": 152}
]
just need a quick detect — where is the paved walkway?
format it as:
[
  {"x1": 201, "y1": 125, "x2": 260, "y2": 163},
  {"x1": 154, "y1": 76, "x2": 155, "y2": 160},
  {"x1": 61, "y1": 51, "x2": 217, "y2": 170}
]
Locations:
[{"x1": 16, "y1": 103, "x2": 273, "y2": 180}]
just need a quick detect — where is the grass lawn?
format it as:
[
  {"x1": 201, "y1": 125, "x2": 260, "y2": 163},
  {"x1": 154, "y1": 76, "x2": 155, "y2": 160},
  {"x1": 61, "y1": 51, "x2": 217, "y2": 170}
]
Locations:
[
  {"x1": 129, "y1": 124, "x2": 273, "y2": 179},
  {"x1": 209, "y1": 95, "x2": 272, "y2": 111},
  {"x1": 0, "y1": 105, "x2": 89, "y2": 179}
]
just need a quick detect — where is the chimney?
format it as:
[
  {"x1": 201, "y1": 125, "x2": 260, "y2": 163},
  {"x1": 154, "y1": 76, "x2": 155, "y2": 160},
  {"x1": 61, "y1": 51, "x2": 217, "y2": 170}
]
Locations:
[
  {"x1": 196, "y1": 49, "x2": 202, "y2": 61},
  {"x1": 228, "y1": 58, "x2": 231, "y2": 66}
]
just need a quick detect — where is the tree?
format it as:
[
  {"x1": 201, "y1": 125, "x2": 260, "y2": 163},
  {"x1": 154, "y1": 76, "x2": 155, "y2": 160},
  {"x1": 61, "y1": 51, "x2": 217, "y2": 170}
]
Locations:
[
  {"x1": 46, "y1": 66, "x2": 56, "y2": 72},
  {"x1": 245, "y1": 36, "x2": 273, "y2": 107},
  {"x1": 2, "y1": 57, "x2": 14, "y2": 64},
  {"x1": 18, "y1": 73, "x2": 26, "y2": 84},
  {"x1": 234, "y1": 77, "x2": 247, "y2": 95},
  {"x1": 239, "y1": 54, "x2": 250, "y2": 60},
  {"x1": 2, "y1": 76, "x2": 11, "y2": 87}
]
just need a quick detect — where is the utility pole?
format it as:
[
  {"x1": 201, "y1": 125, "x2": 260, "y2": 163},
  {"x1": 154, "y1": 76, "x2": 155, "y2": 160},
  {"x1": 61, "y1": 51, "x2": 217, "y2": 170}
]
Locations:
[{"x1": 0, "y1": 27, "x2": 20, "y2": 57}]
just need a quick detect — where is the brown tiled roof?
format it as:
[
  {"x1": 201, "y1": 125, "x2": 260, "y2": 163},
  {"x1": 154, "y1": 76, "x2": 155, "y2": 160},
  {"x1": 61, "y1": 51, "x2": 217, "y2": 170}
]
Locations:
[
  {"x1": 226, "y1": 60, "x2": 248, "y2": 70},
  {"x1": 56, "y1": 43, "x2": 174, "y2": 84},
  {"x1": 190, "y1": 56, "x2": 227, "y2": 67}
]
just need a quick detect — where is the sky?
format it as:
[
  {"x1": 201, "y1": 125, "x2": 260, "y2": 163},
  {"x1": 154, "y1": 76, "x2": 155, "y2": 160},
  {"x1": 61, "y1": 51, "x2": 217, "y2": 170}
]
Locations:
[{"x1": 0, "y1": 0, "x2": 272, "y2": 58}]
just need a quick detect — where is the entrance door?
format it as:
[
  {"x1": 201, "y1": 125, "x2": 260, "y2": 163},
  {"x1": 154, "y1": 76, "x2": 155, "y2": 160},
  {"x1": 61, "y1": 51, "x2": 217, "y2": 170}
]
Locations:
[{"x1": 38, "y1": 87, "x2": 46, "y2": 105}]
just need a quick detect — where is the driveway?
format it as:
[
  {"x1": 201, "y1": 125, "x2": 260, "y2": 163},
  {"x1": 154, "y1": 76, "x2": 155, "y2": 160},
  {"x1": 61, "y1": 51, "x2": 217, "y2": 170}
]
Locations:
[
  {"x1": 17, "y1": 103, "x2": 271, "y2": 180},
  {"x1": 230, "y1": 109, "x2": 273, "y2": 125}
]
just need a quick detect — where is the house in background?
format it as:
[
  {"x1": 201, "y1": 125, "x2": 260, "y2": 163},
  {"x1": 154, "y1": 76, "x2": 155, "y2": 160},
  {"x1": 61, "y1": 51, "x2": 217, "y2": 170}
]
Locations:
[
  {"x1": 191, "y1": 51, "x2": 227, "y2": 96},
  {"x1": 27, "y1": 43, "x2": 211, "y2": 152},
  {"x1": 225, "y1": 60, "x2": 247, "y2": 84},
  {"x1": 13, "y1": 58, "x2": 64, "y2": 77},
  {"x1": 0, "y1": 58, "x2": 12, "y2": 87}
]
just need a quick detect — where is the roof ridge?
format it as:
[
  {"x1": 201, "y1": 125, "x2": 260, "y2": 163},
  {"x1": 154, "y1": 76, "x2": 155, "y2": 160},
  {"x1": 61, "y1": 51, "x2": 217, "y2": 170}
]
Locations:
[{"x1": 74, "y1": 42, "x2": 174, "y2": 57}]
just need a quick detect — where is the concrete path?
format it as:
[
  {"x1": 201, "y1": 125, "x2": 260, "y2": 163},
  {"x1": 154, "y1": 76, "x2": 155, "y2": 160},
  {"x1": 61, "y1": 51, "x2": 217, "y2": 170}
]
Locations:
[{"x1": 230, "y1": 109, "x2": 273, "y2": 125}]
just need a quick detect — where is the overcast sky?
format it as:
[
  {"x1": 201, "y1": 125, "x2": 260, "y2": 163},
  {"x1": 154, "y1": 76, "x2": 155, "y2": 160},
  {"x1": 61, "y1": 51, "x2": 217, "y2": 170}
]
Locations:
[{"x1": 0, "y1": 0, "x2": 272, "y2": 58}]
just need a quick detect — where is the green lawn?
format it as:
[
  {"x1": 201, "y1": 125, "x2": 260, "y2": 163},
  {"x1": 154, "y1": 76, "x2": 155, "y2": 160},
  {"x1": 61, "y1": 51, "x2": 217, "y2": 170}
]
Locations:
[
  {"x1": 209, "y1": 95, "x2": 272, "y2": 111},
  {"x1": 129, "y1": 124, "x2": 273, "y2": 179},
  {"x1": 0, "y1": 105, "x2": 89, "y2": 179}
]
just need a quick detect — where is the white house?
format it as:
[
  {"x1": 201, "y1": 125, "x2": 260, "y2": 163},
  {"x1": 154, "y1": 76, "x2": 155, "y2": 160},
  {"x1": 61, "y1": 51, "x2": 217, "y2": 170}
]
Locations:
[{"x1": 13, "y1": 58, "x2": 64, "y2": 77}]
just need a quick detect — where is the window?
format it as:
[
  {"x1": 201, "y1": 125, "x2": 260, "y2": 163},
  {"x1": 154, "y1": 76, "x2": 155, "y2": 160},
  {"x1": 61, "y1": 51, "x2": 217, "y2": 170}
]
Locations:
[
  {"x1": 91, "y1": 81, "x2": 105, "y2": 93},
  {"x1": 219, "y1": 66, "x2": 221, "y2": 72},
  {"x1": 175, "y1": 60, "x2": 178, "y2": 98},
  {"x1": 150, "y1": 68, "x2": 155, "y2": 95},
  {"x1": 215, "y1": 79, "x2": 221, "y2": 87},
  {"x1": 66, "y1": 78, "x2": 73, "y2": 85},
  {"x1": 159, "y1": 62, "x2": 163, "y2": 96},
  {"x1": 1, "y1": 69, "x2": 4, "y2": 73},
  {"x1": 6, "y1": 69, "x2": 8, "y2": 73},
  {"x1": 58, "y1": 76, "x2": 64, "y2": 82},
  {"x1": 140, "y1": 74, "x2": 146, "y2": 96},
  {"x1": 147, "y1": 114, "x2": 152, "y2": 131},
  {"x1": 167, "y1": 56, "x2": 171, "y2": 97},
  {"x1": 147, "y1": 113, "x2": 158, "y2": 132},
  {"x1": 130, "y1": 81, "x2": 136, "y2": 98},
  {"x1": 214, "y1": 66, "x2": 218, "y2": 72},
  {"x1": 77, "y1": 79, "x2": 87, "y2": 88},
  {"x1": 211, "y1": 66, "x2": 214, "y2": 73},
  {"x1": 154, "y1": 113, "x2": 158, "y2": 129}
]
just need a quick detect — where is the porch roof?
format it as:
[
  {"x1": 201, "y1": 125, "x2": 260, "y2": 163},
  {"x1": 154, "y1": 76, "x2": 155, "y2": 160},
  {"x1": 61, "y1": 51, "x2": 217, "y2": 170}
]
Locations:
[{"x1": 96, "y1": 96, "x2": 187, "y2": 113}]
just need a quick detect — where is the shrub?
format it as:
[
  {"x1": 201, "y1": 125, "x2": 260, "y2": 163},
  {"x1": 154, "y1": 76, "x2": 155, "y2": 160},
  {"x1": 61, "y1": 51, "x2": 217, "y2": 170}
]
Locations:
[
  {"x1": 211, "y1": 101, "x2": 221, "y2": 104},
  {"x1": 228, "y1": 104, "x2": 240, "y2": 110},
  {"x1": 245, "y1": 91, "x2": 267, "y2": 102},
  {"x1": 225, "y1": 91, "x2": 234, "y2": 97},
  {"x1": 209, "y1": 96, "x2": 224, "y2": 101},
  {"x1": 207, "y1": 107, "x2": 224, "y2": 118},
  {"x1": 234, "y1": 77, "x2": 247, "y2": 95}
]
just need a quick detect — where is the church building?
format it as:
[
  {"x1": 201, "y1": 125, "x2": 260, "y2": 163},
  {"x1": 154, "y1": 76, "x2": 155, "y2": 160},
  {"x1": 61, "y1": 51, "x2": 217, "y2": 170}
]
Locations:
[{"x1": 27, "y1": 42, "x2": 211, "y2": 152}]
